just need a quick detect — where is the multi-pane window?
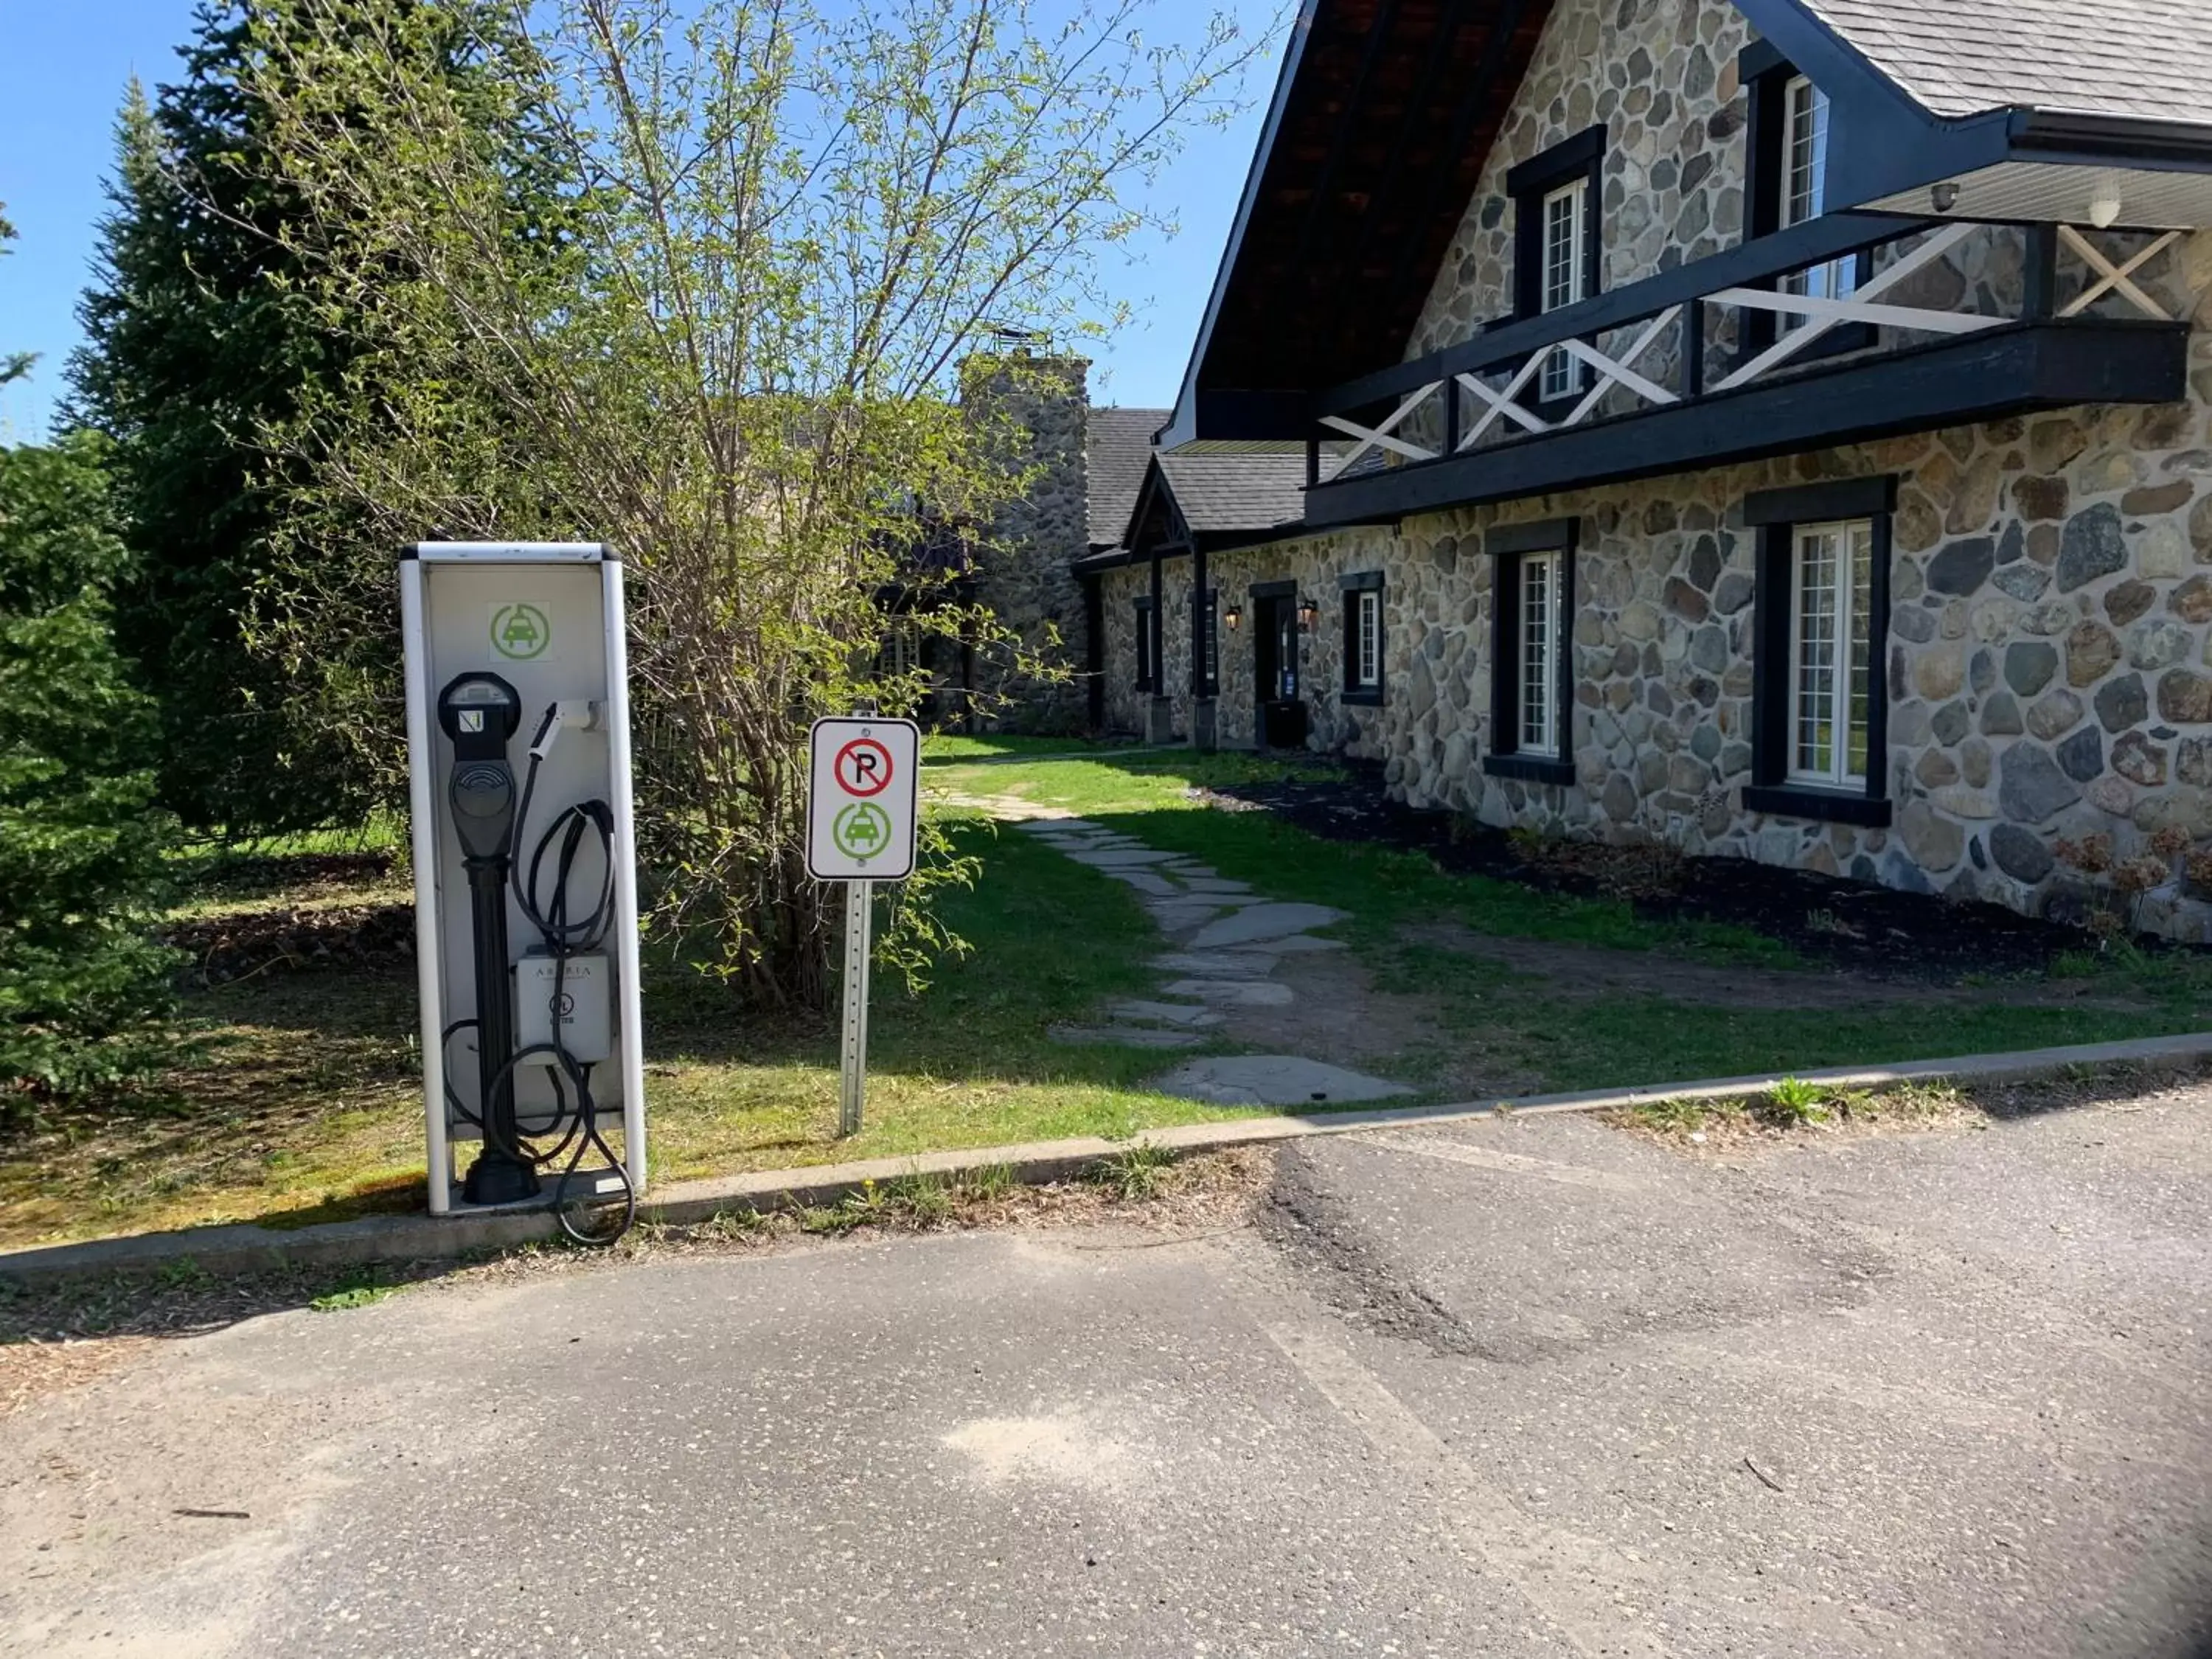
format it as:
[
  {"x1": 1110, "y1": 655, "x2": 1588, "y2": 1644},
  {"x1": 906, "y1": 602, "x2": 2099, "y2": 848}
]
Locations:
[
  {"x1": 1539, "y1": 178, "x2": 1588, "y2": 400},
  {"x1": 1779, "y1": 75, "x2": 1854, "y2": 313},
  {"x1": 1133, "y1": 599, "x2": 1155, "y2": 692},
  {"x1": 1354, "y1": 590, "x2": 1381, "y2": 689},
  {"x1": 1787, "y1": 519, "x2": 1874, "y2": 787},
  {"x1": 1518, "y1": 550, "x2": 1561, "y2": 757},
  {"x1": 1202, "y1": 591, "x2": 1219, "y2": 692}
]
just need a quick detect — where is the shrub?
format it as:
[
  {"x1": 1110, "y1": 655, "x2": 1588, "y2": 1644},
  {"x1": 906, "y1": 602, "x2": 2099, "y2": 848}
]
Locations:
[{"x1": 0, "y1": 434, "x2": 180, "y2": 1108}]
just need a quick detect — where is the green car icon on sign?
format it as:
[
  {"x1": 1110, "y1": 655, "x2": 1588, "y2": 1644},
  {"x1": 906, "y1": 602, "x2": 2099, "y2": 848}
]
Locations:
[{"x1": 491, "y1": 602, "x2": 551, "y2": 661}]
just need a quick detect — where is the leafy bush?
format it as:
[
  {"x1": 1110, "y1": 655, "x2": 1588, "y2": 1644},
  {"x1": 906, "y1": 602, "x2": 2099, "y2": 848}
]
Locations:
[{"x1": 0, "y1": 434, "x2": 181, "y2": 1107}]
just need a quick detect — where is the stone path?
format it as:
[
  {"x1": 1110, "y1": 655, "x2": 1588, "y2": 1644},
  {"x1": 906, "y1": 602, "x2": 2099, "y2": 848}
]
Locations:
[{"x1": 1001, "y1": 810, "x2": 1415, "y2": 1110}]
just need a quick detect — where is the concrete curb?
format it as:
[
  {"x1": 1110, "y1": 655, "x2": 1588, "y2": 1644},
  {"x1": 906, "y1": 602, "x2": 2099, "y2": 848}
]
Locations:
[{"x1": 4, "y1": 1029, "x2": 2207, "y2": 1288}]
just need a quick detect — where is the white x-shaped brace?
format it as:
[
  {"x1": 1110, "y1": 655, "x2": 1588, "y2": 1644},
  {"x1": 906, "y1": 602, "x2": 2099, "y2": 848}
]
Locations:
[
  {"x1": 2059, "y1": 226, "x2": 2182, "y2": 320},
  {"x1": 1452, "y1": 307, "x2": 1683, "y2": 449},
  {"x1": 1319, "y1": 380, "x2": 1444, "y2": 481},
  {"x1": 1708, "y1": 219, "x2": 1982, "y2": 392}
]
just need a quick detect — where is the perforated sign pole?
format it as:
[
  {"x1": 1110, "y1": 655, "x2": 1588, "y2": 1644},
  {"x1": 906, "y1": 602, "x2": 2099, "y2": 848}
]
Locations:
[{"x1": 807, "y1": 717, "x2": 920, "y2": 1136}]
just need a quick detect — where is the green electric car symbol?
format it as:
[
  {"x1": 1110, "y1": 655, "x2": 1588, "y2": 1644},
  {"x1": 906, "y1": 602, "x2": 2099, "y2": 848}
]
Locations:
[
  {"x1": 491, "y1": 602, "x2": 552, "y2": 660},
  {"x1": 832, "y1": 802, "x2": 892, "y2": 863}
]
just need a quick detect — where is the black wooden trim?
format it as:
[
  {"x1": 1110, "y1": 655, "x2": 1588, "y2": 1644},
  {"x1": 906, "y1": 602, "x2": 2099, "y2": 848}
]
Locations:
[
  {"x1": 1748, "y1": 495, "x2": 1892, "y2": 815},
  {"x1": 1340, "y1": 689, "x2": 1385, "y2": 709},
  {"x1": 1485, "y1": 517, "x2": 1578, "y2": 557},
  {"x1": 1082, "y1": 572, "x2": 1105, "y2": 730},
  {"x1": 1341, "y1": 577, "x2": 1386, "y2": 701},
  {"x1": 1736, "y1": 39, "x2": 1788, "y2": 83},
  {"x1": 1132, "y1": 594, "x2": 1158, "y2": 694},
  {"x1": 1200, "y1": 585, "x2": 1221, "y2": 697},
  {"x1": 1305, "y1": 321, "x2": 2188, "y2": 526},
  {"x1": 1742, "y1": 785, "x2": 1893, "y2": 828},
  {"x1": 1745, "y1": 475, "x2": 1898, "y2": 527},
  {"x1": 1505, "y1": 125, "x2": 1607, "y2": 198},
  {"x1": 1483, "y1": 754, "x2": 1577, "y2": 786},
  {"x1": 1249, "y1": 579, "x2": 1297, "y2": 599},
  {"x1": 1326, "y1": 212, "x2": 1927, "y2": 414},
  {"x1": 1487, "y1": 524, "x2": 1578, "y2": 771}
]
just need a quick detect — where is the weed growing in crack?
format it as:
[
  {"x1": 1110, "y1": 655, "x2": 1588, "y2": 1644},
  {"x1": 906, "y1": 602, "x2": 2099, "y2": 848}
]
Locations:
[
  {"x1": 1765, "y1": 1077, "x2": 1832, "y2": 1124},
  {"x1": 1093, "y1": 1143, "x2": 1178, "y2": 1200}
]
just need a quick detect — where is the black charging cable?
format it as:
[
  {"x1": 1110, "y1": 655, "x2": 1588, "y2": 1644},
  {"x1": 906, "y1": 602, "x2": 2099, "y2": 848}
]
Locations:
[{"x1": 504, "y1": 715, "x2": 634, "y2": 1245}]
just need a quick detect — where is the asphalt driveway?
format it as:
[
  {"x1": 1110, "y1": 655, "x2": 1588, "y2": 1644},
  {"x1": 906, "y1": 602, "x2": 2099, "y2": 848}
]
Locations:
[{"x1": 4, "y1": 1087, "x2": 2210, "y2": 1658}]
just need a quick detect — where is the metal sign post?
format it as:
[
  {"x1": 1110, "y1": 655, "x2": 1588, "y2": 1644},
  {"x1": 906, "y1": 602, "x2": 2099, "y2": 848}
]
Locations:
[
  {"x1": 838, "y1": 881, "x2": 873, "y2": 1136},
  {"x1": 806, "y1": 717, "x2": 920, "y2": 1137}
]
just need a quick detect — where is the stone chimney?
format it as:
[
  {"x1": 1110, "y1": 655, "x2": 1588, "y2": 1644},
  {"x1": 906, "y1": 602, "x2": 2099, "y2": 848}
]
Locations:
[{"x1": 961, "y1": 350, "x2": 1091, "y2": 733}]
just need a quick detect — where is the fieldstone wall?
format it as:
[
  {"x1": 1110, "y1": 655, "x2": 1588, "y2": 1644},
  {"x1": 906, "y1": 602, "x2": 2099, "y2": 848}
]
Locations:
[
  {"x1": 967, "y1": 355, "x2": 1091, "y2": 733},
  {"x1": 1409, "y1": 0, "x2": 1754, "y2": 359}
]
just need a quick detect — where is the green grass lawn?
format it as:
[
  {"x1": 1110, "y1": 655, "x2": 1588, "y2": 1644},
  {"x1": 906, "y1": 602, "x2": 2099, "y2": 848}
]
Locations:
[
  {"x1": 7, "y1": 741, "x2": 2202, "y2": 1251},
  {"x1": 934, "y1": 751, "x2": 2212, "y2": 1093}
]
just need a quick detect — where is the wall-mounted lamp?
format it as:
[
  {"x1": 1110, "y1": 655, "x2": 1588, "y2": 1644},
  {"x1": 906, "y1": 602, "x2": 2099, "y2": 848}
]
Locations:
[
  {"x1": 1929, "y1": 181, "x2": 1959, "y2": 215},
  {"x1": 1296, "y1": 596, "x2": 1319, "y2": 633},
  {"x1": 2088, "y1": 192, "x2": 2124, "y2": 230},
  {"x1": 1222, "y1": 604, "x2": 1242, "y2": 633}
]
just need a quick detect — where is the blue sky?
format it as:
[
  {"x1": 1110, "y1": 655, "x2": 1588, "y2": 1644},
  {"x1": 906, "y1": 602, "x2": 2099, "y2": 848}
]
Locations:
[{"x1": 0, "y1": 1, "x2": 1285, "y2": 443}]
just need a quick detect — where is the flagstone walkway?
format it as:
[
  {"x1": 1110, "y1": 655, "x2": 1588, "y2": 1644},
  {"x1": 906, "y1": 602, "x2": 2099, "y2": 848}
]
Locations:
[{"x1": 970, "y1": 804, "x2": 1416, "y2": 1108}]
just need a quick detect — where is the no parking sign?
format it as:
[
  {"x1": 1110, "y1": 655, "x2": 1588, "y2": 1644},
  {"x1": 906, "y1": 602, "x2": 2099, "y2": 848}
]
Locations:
[{"x1": 807, "y1": 717, "x2": 921, "y2": 880}]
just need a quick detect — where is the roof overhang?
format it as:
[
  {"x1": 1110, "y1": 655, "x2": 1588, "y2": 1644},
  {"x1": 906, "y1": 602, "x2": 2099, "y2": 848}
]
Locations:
[
  {"x1": 1739, "y1": 0, "x2": 2212, "y2": 226},
  {"x1": 1160, "y1": 0, "x2": 1561, "y2": 453}
]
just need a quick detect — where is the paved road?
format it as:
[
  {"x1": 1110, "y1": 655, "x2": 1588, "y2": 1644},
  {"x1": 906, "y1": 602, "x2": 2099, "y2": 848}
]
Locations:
[{"x1": 5, "y1": 1093, "x2": 2211, "y2": 1658}]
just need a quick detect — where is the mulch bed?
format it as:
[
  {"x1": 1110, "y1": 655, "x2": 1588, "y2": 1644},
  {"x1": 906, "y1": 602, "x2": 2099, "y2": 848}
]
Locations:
[
  {"x1": 164, "y1": 901, "x2": 416, "y2": 987},
  {"x1": 1197, "y1": 762, "x2": 2164, "y2": 984}
]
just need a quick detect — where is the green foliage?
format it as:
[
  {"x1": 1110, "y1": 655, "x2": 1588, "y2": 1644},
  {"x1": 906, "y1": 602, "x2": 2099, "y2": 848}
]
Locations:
[
  {"x1": 0, "y1": 435, "x2": 181, "y2": 1106},
  {"x1": 1093, "y1": 1141, "x2": 1177, "y2": 1200},
  {"x1": 0, "y1": 202, "x2": 32, "y2": 389},
  {"x1": 69, "y1": 4, "x2": 566, "y2": 834},
  {"x1": 222, "y1": 0, "x2": 1263, "y2": 1009},
  {"x1": 1764, "y1": 1077, "x2": 1831, "y2": 1124}
]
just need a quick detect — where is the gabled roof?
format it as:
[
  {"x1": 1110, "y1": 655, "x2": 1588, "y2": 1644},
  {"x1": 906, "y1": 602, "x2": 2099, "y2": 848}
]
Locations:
[
  {"x1": 1158, "y1": 0, "x2": 1559, "y2": 451},
  {"x1": 1085, "y1": 406, "x2": 1169, "y2": 551},
  {"x1": 1154, "y1": 452, "x2": 1310, "y2": 538},
  {"x1": 1796, "y1": 0, "x2": 2212, "y2": 125}
]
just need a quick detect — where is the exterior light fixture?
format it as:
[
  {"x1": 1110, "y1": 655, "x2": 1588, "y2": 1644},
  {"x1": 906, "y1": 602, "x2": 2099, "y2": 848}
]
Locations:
[
  {"x1": 1930, "y1": 181, "x2": 1959, "y2": 214},
  {"x1": 1223, "y1": 604, "x2": 1242, "y2": 633},
  {"x1": 2089, "y1": 192, "x2": 2124, "y2": 230},
  {"x1": 1296, "y1": 596, "x2": 1319, "y2": 633}
]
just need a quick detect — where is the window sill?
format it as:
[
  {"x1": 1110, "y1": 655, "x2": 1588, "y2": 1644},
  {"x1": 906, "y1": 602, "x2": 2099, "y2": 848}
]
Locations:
[
  {"x1": 1339, "y1": 688, "x2": 1385, "y2": 708},
  {"x1": 1483, "y1": 753, "x2": 1576, "y2": 786},
  {"x1": 1742, "y1": 784, "x2": 1892, "y2": 828}
]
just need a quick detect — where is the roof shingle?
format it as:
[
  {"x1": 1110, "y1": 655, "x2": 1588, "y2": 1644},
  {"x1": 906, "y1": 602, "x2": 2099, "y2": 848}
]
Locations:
[
  {"x1": 1085, "y1": 407, "x2": 1168, "y2": 550},
  {"x1": 1801, "y1": 0, "x2": 2212, "y2": 125},
  {"x1": 1155, "y1": 451, "x2": 1310, "y2": 536}
]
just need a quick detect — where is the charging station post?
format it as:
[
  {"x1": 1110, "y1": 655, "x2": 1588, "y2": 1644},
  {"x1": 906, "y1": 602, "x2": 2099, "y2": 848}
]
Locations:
[
  {"x1": 401, "y1": 542, "x2": 647, "y2": 1239},
  {"x1": 806, "y1": 717, "x2": 921, "y2": 1136}
]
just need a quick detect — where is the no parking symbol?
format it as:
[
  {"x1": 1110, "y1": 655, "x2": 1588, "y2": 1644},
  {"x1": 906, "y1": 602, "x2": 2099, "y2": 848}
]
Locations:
[{"x1": 807, "y1": 717, "x2": 919, "y2": 880}]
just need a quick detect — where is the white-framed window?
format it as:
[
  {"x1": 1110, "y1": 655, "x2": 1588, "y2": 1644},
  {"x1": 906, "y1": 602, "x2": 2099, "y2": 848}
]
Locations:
[
  {"x1": 881, "y1": 618, "x2": 920, "y2": 678},
  {"x1": 1539, "y1": 178, "x2": 1589, "y2": 400},
  {"x1": 1779, "y1": 74, "x2": 1854, "y2": 313},
  {"x1": 1354, "y1": 590, "x2": 1381, "y2": 689},
  {"x1": 1202, "y1": 590, "x2": 1219, "y2": 691},
  {"x1": 1787, "y1": 518, "x2": 1874, "y2": 787},
  {"x1": 1518, "y1": 549, "x2": 1562, "y2": 757}
]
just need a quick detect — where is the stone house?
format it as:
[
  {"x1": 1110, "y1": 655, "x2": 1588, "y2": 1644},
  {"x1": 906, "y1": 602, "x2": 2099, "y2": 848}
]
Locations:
[{"x1": 1088, "y1": 0, "x2": 2212, "y2": 939}]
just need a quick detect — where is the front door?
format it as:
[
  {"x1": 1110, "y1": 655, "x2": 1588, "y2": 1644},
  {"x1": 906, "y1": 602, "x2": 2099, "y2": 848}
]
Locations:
[{"x1": 1253, "y1": 592, "x2": 1299, "y2": 746}]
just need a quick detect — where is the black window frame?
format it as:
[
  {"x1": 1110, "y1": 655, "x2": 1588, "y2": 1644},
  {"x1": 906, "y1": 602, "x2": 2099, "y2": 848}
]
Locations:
[
  {"x1": 1339, "y1": 570, "x2": 1386, "y2": 706},
  {"x1": 1133, "y1": 596, "x2": 1158, "y2": 694},
  {"x1": 1739, "y1": 42, "x2": 1869, "y2": 360},
  {"x1": 1743, "y1": 476, "x2": 1895, "y2": 828},
  {"x1": 1508, "y1": 125, "x2": 1606, "y2": 417},
  {"x1": 1482, "y1": 518, "x2": 1579, "y2": 787}
]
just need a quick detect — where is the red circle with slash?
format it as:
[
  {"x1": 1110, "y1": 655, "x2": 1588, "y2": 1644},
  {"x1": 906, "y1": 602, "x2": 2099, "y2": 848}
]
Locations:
[{"x1": 833, "y1": 737, "x2": 896, "y2": 798}]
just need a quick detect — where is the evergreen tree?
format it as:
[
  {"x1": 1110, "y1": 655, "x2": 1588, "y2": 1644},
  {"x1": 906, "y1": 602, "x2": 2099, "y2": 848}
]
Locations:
[{"x1": 70, "y1": 3, "x2": 567, "y2": 833}]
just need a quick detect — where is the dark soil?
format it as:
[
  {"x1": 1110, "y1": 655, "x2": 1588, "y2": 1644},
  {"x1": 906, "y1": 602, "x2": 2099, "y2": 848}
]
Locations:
[
  {"x1": 1197, "y1": 761, "x2": 2193, "y2": 985},
  {"x1": 164, "y1": 901, "x2": 416, "y2": 987}
]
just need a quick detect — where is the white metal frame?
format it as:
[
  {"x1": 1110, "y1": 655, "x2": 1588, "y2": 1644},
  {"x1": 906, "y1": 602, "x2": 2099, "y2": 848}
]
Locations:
[
  {"x1": 1784, "y1": 520, "x2": 1872, "y2": 789},
  {"x1": 401, "y1": 541, "x2": 647, "y2": 1215},
  {"x1": 1518, "y1": 549, "x2": 1562, "y2": 758},
  {"x1": 1539, "y1": 177, "x2": 1591, "y2": 401},
  {"x1": 1353, "y1": 588, "x2": 1382, "y2": 688}
]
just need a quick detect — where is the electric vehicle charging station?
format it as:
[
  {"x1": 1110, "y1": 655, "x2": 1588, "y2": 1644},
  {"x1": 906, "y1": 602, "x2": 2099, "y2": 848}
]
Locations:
[{"x1": 400, "y1": 543, "x2": 646, "y2": 1239}]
